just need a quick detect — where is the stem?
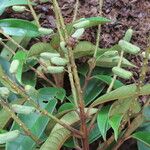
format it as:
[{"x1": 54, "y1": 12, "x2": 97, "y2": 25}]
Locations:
[
  {"x1": 51, "y1": 0, "x2": 89, "y2": 149},
  {"x1": 0, "y1": 99, "x2": 41, "y2": 144},
  {"x1": 72, "y1": 0, "x2": 79, "y2": 22},
  {"x1": 107, "y1": 51, "x2": 124, "y2": 93},
  {"x1": 27, "y1": 0, "x2": 41, "y2": 28}
]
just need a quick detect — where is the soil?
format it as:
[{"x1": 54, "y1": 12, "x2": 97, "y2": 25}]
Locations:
[{"x1": 1, "y1": 0, "x2": 150, "y2": 150}]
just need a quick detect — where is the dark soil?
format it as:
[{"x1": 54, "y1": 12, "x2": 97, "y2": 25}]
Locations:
[{"x1": 2, "y1": 0, "x2": 150, "y2": 150}]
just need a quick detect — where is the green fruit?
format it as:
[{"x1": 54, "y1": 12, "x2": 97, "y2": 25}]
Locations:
[
  {"x1": 112, "y1": 67, "x2": 133, "y2": 79},
  {"x1": 47, "y1": 66, "x2": 64, "y2": 74},
  {"x1": 38, "y1": 27, "x2": 53, "y2": 35},
  {"x1": 12, "y1": 104, "x2": 36, "y2": 115},
  {"x1": 118, "y1": 40, "x2": 140, "y2": 54},
  {"x1": 40, "y1": 52, "x2": 60, "y2": 60},
  {"x1": 0, "y1": 87, "x2": 10, "y2": 99},
  {"x1": 71, "y1": 28, "x2": 85, "y2": 39},
  {"x1": 60, "y1": 41, "x2": 67, "y2": 53},
  {"x1": 0, "y1": 130, "x2": 20, "y2": 144},
  {"x1": 12, "y1": 6, "x2": 26, "y2": 12},
  {"x1": 123, "y1": 29, "x2": 133, "y2": 42},
  {"x1": 73, "y1": 20, "x2": 90, "y2": 29},
  {"x1": 9, "y1": 60, "x2": 19, "y2": 74},
  {"x1": 51, "y1": 57, "x2": 68, "y2": 66}
]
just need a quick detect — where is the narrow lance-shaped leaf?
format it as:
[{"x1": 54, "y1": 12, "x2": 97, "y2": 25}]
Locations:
[
  {"x1": 40, "y1": 108, "x2": 97, "y2": 150},
  {"x1": 97, "y1": 105, "x2": 110, "y2": 140},
  {"x1": 132, "y1": 131, "x2": 150, "y2": 147},
  {"x1": 91, "y1": 84, "x2": 150, "y2": 107},
  {"x1": 0, "y1": 19, "x2": 40, "y2": 37}
]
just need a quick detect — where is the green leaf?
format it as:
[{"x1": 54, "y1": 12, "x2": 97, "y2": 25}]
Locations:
[
  {"x1": 91, "y1": 84, "x2": 150, "y2": 107},
  {"x1": 74, "y1": 17, "x2": 111, "y2": 29},
  {"x1": 74, "y1": 41, "x2": 119, "y2": 59},
  {"x1": 132, "y1": 131, "x2": 150, "y2": 147},
  {"x1": 22, "y1": 71, "x2": 37, "y2": 87},
  {"x1": 0, "y1": 0, "x2": 34, "y2": 15},
  {"x1": 28, "y1": 42, "x2": 56, "y2": 58},
  {"x1": 108, "y1": 99, "x2": 132, "y2": 141},
  {"x1": 0, "y1": 36, "x2": 30, "y2": 61},
  {"x1": 0, "y1": 19, "x2": 40, "y2": 37},
  {"x1": 96, "y1": 56, "x2": 136, "y2": 68},
  {"x1": 40, "y1": 108, "x2": 97, "y2": 150},
  {"x1": 108, "y1": 114, "x2": 123, "y2": 141},
  {"x1": 58, "y1": 103, "x2": 75, "y2": 113},
  {"x1": 94, "y1": 75, "x2": 124, "y2": 89},
  {"x1": 83, "y1": 77, "x2": 105, "y2": 105},
  {"x1": 137, "y1": 106, "x2": 150, "y2": 150},
  {"x1": 13, "y1": 51, "x2": 27, "y2": 84},
  {"x1": 6, "y1": 88, "x2": 57, "y2": 150},
  {"x1": 97, "y1": 105, "x2": 110, "y2": 140}
]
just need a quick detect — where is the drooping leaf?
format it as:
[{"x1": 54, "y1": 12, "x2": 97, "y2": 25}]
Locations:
[
  {"x1": 0, "y1": 36, "x2": 30, "y2": 61},
  {"x1": 73, "y1": 41, "x2": 118, "y2": 59},
  {"x1": 94, "y1": 75, "x2": 124, "y2": 89},
  {"x1": 91, "y1": 84, "x2": 150, "y2": 107},
  {"x1": 6, "y1": 88, "x2": 57, "y2": 150},
  {"x1": 96, "y1": 56, "x2": 136, "y2": 68},
  {"x1": 40, "y1": 108, "x2": 97, "y2": 150},
  {"x1": 132, "y1": 131, "x2": 150, "y2": 147},
  {"x1": 13, "y1": 51, "x2": 27, "y2": 84},
  {"x1": 74, "y1": 17, "x2": 111, "y2": 29},
  {"x1": 109, "y1": 114, "x2": 123, "y2": 141},
  {"x1": 58, "y1": 103, "x2": 75, "y2": 113},
  {"x1": 97, "y1": 105, "x2": 110, "y2": 140},
  {"x1": 137, "y1": 106, "x2": 150, "y2": 150},
  {"x1": 108, "y1": 99, "x2": 132, "y2": 141},
  {"x1": 0, "y1": 19, "x2": 40, "y2": 37},
  {"x1": 28, "y1": 42, "x2": 56, "y2": 58},
  {"x1": 22, "y1": 71, "x2": 37, "y2": 87},
  {"x1": 0, "y1": 0, "x2": 34, "y2": 15}
]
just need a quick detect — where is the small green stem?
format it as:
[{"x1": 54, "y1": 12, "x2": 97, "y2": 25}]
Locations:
[{"x1": 107, "y1": 51, "x2": 124, "y2": 93}]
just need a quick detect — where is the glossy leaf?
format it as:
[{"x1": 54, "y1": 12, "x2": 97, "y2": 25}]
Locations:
[
  {"x1": 0, "y1": 19, "x2": 40, "y2": 37},
  {"x1": 132, "y1": 131, "x2": 150, "y2": 147},
  {"x1": 96, "y1": 56, "x2": 136, "y2": 68},
  {"x1": 28, "y1": 42, "x2": 56, "y2": 58},
  {"x1": 97, "y1": 105, "x2": 110, "y2": 140},
  {"x1": 109, "y1": 114, "x2": 123, "y2": 141},
  {"x1": 91, "y1": 84, "x2": 150, "y2": 107},
  {"x1": 22, "y1": 71, "x2": 37, "y2": 87},
  {"x1": 58, "y1": 103, "x2": 75, "y2": 113},
  {"x1": 74, "y1": 17, "x2": 111, "y2": 29},
  {"x1": 0, "y1": 0, "x2": 33, "y2": 15},
  {"x1": 40, "y1": 108, "x2": 97, "y2": 150},
  {"x1": 108, "y1": 99, "x2": 132, "y2": 140},
  {"x1": 94, "y1": 75, "x2": 124, "y2": 89},
  {"x1": 13, "y1": 51, "x2": 27, "y2": 84},
  {"x1": 6, "y1": 88, "x2": 57, "y2": 150}
]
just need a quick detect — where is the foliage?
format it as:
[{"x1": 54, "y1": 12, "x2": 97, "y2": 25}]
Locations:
[{"x1": 0, "y1": 1, "x2": 149, "y2": 150}]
